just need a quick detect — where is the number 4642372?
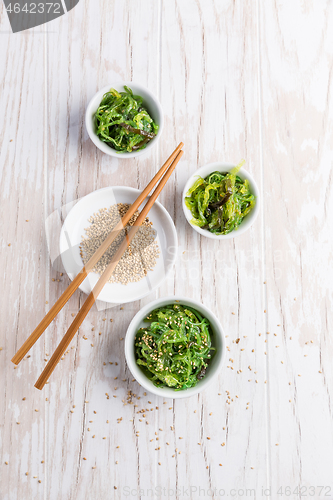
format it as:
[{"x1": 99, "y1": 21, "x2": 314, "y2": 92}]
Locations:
[{"x1": 5, "y1": 3, "x2": 61, "y2": 14}]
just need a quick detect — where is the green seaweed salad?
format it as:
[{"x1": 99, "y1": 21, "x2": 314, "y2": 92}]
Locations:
[
  {"x1": 185, "y1": 160, "x2": 255, "y2": 235},
  {"x1": 134, "y1": 304, "x2": 215, "y2": 390},
  {"x1": 94, "y1": 86, "x2": 159, "y2": 153}
]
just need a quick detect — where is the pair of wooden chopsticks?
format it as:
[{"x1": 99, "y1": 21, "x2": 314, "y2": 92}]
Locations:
[{"x1": 12, "y1": 142, "x2": 184, "y2": 390}]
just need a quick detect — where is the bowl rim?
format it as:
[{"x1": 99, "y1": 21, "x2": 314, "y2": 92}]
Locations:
[
  {"x1": 124, "y1": 295, "x2": 226, "y2": 399},
  {"x1": 182, "y1": 162, "x2": 260, "y2": 240},
  {"x1": 59, "y1": 185, "x2": 178, "y2": 304},
  {"x1": 85, "y1": 81, "x2": 164, "y2": 158}
]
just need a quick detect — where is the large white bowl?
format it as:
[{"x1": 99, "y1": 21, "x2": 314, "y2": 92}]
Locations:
[
  {"x1": 125, "y1": 296, "x2": 225, "y2": 399},
  {"x1": 85, "y1": 82, "x2": 164, "y2": 158},
  {"x1": 182, "y1": 162, "x2": 260, "y2": 240},
  {"x1": 59, "y1": 186, "x2": 177, "y2": 304}
]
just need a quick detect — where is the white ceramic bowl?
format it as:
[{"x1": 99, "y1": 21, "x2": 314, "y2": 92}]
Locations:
[
  {"x1": 182, "y1": 162, "x2": 260, "y2": 240},
  {"x1": 59, "y1": 186, "x2": 177, "y2": 304},
  {"x1": 85, "y1": 82, "x2": 164, "y2": 158},
  {"x1": 125, "y1": 296, "x2": 225, "y2": 398}
]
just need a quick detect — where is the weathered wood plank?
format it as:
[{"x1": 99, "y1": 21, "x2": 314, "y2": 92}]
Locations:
[
  {"x1": 0, "y1": 11, "x2": 48, "y2": 500},
  {"x1": 259, "y1": 0, "x2": 333, "y2": 493}
]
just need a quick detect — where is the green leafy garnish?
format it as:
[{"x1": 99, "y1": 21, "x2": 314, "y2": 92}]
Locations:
[
  {"x1": 134, "y1": 304, "x2": 215, "y2": 390},
  {"x1": 185, "y1": 160, "x2": 255, "y2": 235},
  {"x1": 94, "y1": 86, "x2": 159, "y2": 153}
]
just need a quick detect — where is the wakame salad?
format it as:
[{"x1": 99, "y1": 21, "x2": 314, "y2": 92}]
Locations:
[
  {"x1": 185, "y1": 161, "x2": 255, "y2": 235},
  {"x1": 94, "y1": 86, "x2": 159, "y2": 153},
  {"x1": 134, "y1": 304, "x2": 214, "y2": 390}
]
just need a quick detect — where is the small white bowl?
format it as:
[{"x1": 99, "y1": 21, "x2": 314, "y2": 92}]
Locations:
[
  {"x1": 182, "y1": 162, "x2": 260, "y2": 240},
  {"x1": 59, "y1": 186, "x2": 177, "y2": 304},
  {"x1": 125, "y1": 296, "x2": 225, "y2": 398},
  {"x1": 85, "y1": 82, "x2": 164, "y2": 158}
]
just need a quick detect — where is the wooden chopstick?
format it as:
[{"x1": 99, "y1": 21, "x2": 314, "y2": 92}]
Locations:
[
  {"x1": 11, "y1": 142, "x2": 184, "y2": 366},
  {"x1": 34, "y1": 149, "x2": 183, "y2": 390}
]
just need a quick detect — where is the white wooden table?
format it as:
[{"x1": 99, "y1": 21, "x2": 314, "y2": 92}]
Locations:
[{"x1": 1, "y1": 1, "x2": 333, "y2": 499}]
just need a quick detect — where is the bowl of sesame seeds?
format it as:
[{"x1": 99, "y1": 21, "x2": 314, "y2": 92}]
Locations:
[
  {"x1": 59, "y1": 186, "x2": 177, "y2": 304},
  {"x1": 125, "y1": 296, "x2": 225, "y2": 398}
]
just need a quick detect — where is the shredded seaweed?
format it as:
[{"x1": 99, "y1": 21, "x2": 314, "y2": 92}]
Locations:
[
  {"x1": 94, "y1": 86, "x2": 159, "y2": 153},
  {"x1": 185, "y1": 160, "x2": 255, "y2": 235},
  {"x1": 134, "y1": 304, "x2": 215, "y2": 390}
]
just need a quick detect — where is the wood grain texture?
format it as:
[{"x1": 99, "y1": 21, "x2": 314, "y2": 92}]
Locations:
[
  {"x1": 0, "y1": 4, "x2": 48, "y2": 500},
  {"x1": 259, "y1": 0, "x2": 333, "y2": 494},
  {"x1": 1, "y1": 0, "x2": 333, "y2": 499}
]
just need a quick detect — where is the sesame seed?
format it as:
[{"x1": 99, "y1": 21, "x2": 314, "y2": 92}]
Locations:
[{"x1": 80, "y1": 204, "x2": 160, "y2": 285}]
